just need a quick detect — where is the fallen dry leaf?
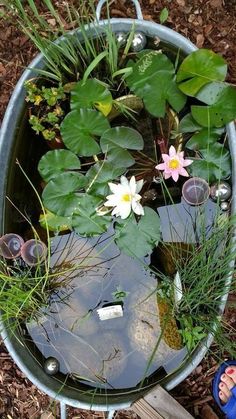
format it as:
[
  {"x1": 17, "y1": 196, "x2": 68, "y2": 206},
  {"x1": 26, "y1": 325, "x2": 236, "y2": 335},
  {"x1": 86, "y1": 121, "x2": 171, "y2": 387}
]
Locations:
[
  {"x1": 0, "y1": 62, "x2": 6, "y2": 77},
  {"x1": 40, "y1": 412, "x2": 55, "y2": 419},
  {"x1": 196, "y1": 33, "x2": 205, "y2": 48},
  {"x1": 209, "y1": 0, "x2": 223, "y2": 7},
  {"x1": 201, "y1": 403, "x2": 220, "y2": 419}
]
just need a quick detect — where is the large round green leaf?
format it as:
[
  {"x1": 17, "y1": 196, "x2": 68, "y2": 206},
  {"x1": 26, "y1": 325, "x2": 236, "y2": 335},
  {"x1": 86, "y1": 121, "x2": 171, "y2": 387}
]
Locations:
[
  {"x1": 196, "y1": 82, "x2": 227, "y2": 105},
  {"x1": 72, "y1": 194, "x2": 111, "y2": 236},
  {"x1": 126, "y1": 51, "x2": 186, "y2": 117},
  {"x1": 115, "y1": 207, "x2": 160, "y2": 258},
  {"x1": 39, "y1": 210, "x2": 72, "y2": 232},
  {"x1": 185, "y1": 129, "x2": 222, "y2": 151},
  {"x1": 42, "y1": 172, "x2": 88, "y2": 216},
  {"x1": 179, "y1": 113, "x2": 204, "y2": 133},
  {"x1": 70, "y1": 79, "x2": 113, "y2": 116},
  {"x1": 189, "y1": 143, "x2": 231, "y2": 182},
  {"x1": 60, "y1": 109, "x2": 110, "y2": 156},
  {"x1": 191, "y1": 85, "x2": 236, "y2": 127},
  {"x1": 38, "y1": 149, "x2": 81, "y2": 182},
  {"x1": 176, "y1": 49, "x2": 227, "y2": 96},
  {"x1": 101, "y1": 126, "x2": 144, "y2": 151},
  {"x1": 86, "y1": 161, "x2": 125, "y2": 195},
  {"x1": 100, "y1": 126, "x2": 143, "y2": 167}
]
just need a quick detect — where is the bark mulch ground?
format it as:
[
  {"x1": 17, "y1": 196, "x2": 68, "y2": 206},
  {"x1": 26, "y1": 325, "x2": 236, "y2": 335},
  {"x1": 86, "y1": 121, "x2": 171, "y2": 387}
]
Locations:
[{"x1": 0, "y1": 0, "x2": 236, "y2": 418}]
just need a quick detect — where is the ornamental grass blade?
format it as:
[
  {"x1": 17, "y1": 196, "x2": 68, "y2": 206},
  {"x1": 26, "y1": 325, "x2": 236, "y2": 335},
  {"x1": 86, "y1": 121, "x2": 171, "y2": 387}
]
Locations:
[{"x1": 82, "y1": 51, "x2": 109, "y2": 83}]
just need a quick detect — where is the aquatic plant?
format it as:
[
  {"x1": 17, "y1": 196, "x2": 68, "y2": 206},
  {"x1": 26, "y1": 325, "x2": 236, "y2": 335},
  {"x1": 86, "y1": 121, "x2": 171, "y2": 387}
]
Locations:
[
  {"x1": 104, "y1": 175, "x2": 144, "y2": 219},
  {"x1": 156, "y1": 146, "x2": 193, "y2": 182},
  {"x1": 1, "y1": 0, "x2": 236, "y2": 402},
  {"x1": 25, "y1": 81, "x2": 66, "y2": 142},
  {"x1": 153, "y1": 213, "x2": 236, "y2": 355}
]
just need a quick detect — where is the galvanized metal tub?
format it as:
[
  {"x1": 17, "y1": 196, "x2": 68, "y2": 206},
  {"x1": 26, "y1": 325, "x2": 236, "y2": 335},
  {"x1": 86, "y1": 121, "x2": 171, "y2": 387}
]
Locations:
[{"x1": 0, "y1": 0, "x2": 236, "y2": 414}]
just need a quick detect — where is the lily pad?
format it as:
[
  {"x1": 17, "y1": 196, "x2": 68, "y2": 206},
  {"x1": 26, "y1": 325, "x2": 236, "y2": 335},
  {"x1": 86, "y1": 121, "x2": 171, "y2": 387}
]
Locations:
[
  {"x1": 60, "y1": 109, "x2": 110, "y2": 156},
  {"x1": 179, "y1": 113, "x2": 203, "y2": 133},
  {"x1": 39, "y1": 210, "x2": 72, "y2": 232},
  {"x1": 191, "y1": 85, "x2": 236, "y2": 127},
  {"x1": 196, "y1": 81, "x2": 228, "y2": 105},
  {"x1": 126, "y1": 51, "x2": 186, "y2": 117},
  {"x1": 177, "y1": 49, "x2": 227, "y2": 96},
  {"x1": 100, "y1": 126, "x2": 144, "y2": 167},
  {"x1": 42, "y1": 172, "x2": 88, "y2": 216},
  {"x1": 189, "y1": 143, "x2": 231, "y2": 182},
  {"x1": 38, "y1": 149, "x2": 81, "y2": 182},
  {"x1": 186, "y1": 128, "x2": 222, "y2": 150},
  {"x1": 115, "y1": 207, "x2": 160, "y2": 258},
  {"x1": 72, "y1": 194, "x2": 111, "y2": 236},
  {"x1": 86, "y1": 162, "x2": 125, "y2": 196},
  {"x1": 70, "y1": 79, "x2": 113, "y2": 116}
]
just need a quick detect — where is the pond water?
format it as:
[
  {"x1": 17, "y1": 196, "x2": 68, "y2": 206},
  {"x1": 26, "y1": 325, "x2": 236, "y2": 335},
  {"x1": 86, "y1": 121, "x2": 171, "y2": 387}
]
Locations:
[
  {"x1": 26, "y1": 229, "x2": 185, "y2": 389},
  {"x1": 25, "y1": 196, "x2": 218, "y2": 390}
]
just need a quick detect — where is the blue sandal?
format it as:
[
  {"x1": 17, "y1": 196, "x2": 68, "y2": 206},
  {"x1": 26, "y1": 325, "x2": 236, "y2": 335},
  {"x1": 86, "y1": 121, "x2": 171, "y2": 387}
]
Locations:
[{"x1": 212, "y1": 360, "x2": 236, "y2": 419}]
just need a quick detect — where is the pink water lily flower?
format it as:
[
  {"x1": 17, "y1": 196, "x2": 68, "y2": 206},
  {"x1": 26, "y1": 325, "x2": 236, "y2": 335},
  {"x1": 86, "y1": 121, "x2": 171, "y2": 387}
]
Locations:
[{"x1": 156, "y1": 145, "x2": 193, "y2": 182}]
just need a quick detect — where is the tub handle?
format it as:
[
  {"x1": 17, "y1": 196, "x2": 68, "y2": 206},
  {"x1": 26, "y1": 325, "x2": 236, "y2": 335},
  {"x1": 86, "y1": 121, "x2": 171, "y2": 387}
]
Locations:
[{"x1": 95, "y1": 0, "x2": 143, "y2": 21}]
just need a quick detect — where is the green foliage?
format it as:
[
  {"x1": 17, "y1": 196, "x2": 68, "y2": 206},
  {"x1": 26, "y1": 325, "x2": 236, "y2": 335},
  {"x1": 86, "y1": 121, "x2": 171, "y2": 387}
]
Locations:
[
  {"x1": 179, "y1": 317, "x2": 207, "y2": 352},
  {"x1": 38, "y1": 150, "x2": 81, "y2": 182},
  {"x1": 29, "y1": 115, "x2": 44, "y2": 133},
  {"x1": 115, "y1": 208, "x2": 161, "y2": 258},
  {"x1": 42, "y1": 129, "x2": 56, "y2": 141},
  {"x1": 195, "y1": 81, "x2": 227, "y2": 105},
  {"x1": 185, "y1": 128, "x2": 223, "y2": 150},
  {"x1": 41, "y1": 86, "x2": 65, "y2": 106},
  {"x1": 159, "y1": 7, "x2": 169, "y2": 24},
  {"x1": 179, "y1": 113, "x2": 203, "y2": 133},
  {"x1": 39, "y1": 210, "x2": 72, "y2": 232},
  {"x1": 45, "y1": 112, "x2": 59, "y2": 124},
  {"x1": 72, "y1": 195, "x2": 111, "y2": 236},
  {"x1": 82, "y1": 50, "x2": 109, "y2": 83},
  {"x1": 86, "y1": 162, "x2": 125, "y2": 196},
  {"x1": 155, "y1": 215, "x2": 236, "y2": 356},
  {"x1": 176, "y1": 49, "x2": 227, "y2": 96},
  {"x1": 100, "y1": 126, "x2": 144, "y2": 167},
  {"x1": 189, "y1": 143, "x2": 231, "y2": 182},
  {"x1": 25, "y1": 81, "x2": 65, "y2": 141},
  {"x1": 42, "y1": 172, "x2": 88, "y2": 216},
  {"x1": 191, "y1": 85, "x2": 236, "y2": 127},
  {"x1": 126, "y1": 51, "x2": 186, "y2": 117},
  {"x1": 60, "y1": 109, "x2": 110, "y2": 156},
  {"x1": 70, "y1": 79, "x2": 113, "y2": 116},
  {"x1": 112, "y1": 286, "x2": 130, "y2": 302},
  {"x1": 0, "y1": 259, "x2": 51, "y2": 324}
]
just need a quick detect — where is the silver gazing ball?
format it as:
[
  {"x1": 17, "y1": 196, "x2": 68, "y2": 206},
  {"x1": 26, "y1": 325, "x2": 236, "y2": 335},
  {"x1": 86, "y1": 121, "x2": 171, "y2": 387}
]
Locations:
[
  {"x1": 44, "y1": 357, "x2": 59, "y2": 375},
  {"x1": 115, "y1": 32, "x2": 127, "y2": 47},
  {"x1": 210, "y1": 181, "x2": 232, "y2": 202},
  {"x1": 220, "y1": 201, "x2": 230, "y2": 211},
  {"x1": 131, "y1": 32, "x2": 147, "y2": 52}
]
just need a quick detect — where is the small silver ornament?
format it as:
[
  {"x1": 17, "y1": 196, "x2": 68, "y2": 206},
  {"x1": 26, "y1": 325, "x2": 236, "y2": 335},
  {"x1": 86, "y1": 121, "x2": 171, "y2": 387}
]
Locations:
[
  {"x1": 131, "y1": 32, "x2": 147, "y2": 52},
  {"x1": 115, "y1": 32, "x2": 127, "y2": 47},
  {"x1": 44, "y1": 357, "x2": 59, "y2": 375},
  {"x1": 210, "y1": 181, "x2": 232, "y2": 202},
  {"x1": 220, "y1": 201, "x2": 230, "y2": 211}
]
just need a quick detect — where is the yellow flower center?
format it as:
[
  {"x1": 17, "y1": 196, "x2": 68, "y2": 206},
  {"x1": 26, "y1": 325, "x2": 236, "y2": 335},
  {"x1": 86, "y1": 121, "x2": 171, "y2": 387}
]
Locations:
[
  {"x1": 122, "y1": 194, "x2": 131, "y2": 202},
  {"x1": 168, "y1": 158, "x2": 180, "y2": 170}
]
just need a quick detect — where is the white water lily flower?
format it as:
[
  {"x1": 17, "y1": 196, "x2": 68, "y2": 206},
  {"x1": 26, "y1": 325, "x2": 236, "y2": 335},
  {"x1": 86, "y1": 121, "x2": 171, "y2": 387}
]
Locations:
[{"x1": 104, "y1": 176, "x2": 144, "y2": 219}]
